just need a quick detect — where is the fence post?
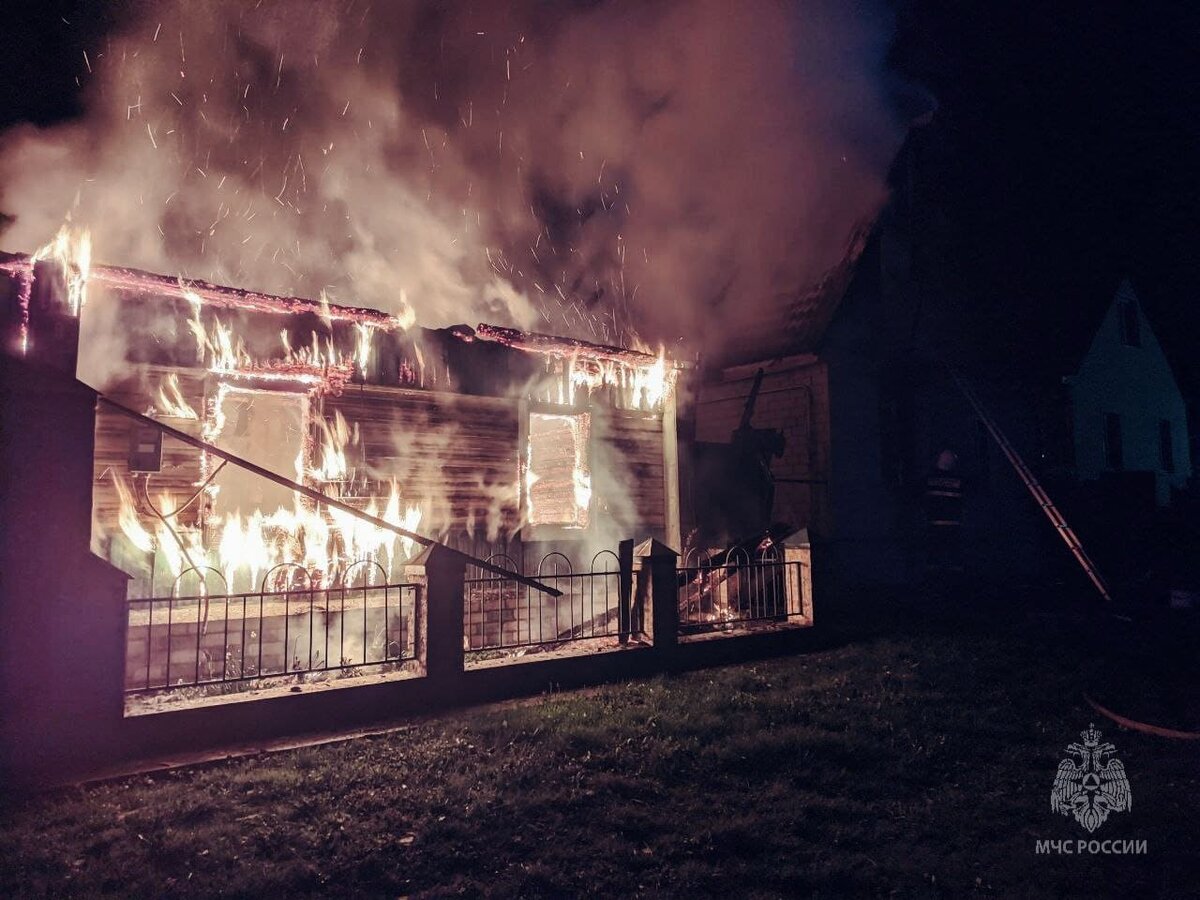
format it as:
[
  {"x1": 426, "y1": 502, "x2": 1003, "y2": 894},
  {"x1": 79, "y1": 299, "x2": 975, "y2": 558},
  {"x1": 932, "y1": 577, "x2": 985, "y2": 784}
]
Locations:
[
  {"x1": 635, "y1": 538, "x2": 679, "y2": 657},
  {"x1": 617, "y1": 539, "x2": 634, "y2": 643},
  {"x1": 783, "y1": 527, "x2": 814, "y2": 625},
  {"x1": 0, "y1": 349, "x2": 130, "y2": 784},
  {"x1": 405, "y1": 544, "x2": 466, "y2": 680}
]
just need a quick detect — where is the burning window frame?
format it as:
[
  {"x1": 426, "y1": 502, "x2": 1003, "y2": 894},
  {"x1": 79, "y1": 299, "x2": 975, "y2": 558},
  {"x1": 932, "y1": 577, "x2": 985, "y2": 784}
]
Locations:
[{"x1": 523, "y1": 407, "x2": 593, "y2": 533}]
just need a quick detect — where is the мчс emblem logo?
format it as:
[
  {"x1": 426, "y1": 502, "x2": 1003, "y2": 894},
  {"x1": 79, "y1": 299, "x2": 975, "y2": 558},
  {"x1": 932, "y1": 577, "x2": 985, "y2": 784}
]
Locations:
[{"x1": 1050, "y1": 724, "x2": 1132, "y2": 833}]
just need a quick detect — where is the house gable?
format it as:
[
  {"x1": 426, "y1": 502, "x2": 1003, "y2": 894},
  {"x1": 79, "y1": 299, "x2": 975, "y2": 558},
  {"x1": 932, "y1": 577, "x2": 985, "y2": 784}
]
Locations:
[{"x1": 1067, "y1": 279, "x2": 1191, "y2": 503}]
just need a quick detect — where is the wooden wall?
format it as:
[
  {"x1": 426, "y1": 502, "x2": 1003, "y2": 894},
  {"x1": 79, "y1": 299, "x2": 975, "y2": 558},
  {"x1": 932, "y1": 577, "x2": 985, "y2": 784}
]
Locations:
[
  {"x1": 327, "y1": 388, "x2": 671, "y2": 550},
  {"x1": 91, "y1": 373, "x2": 674, "y2": 584},
  {"x1": 693, "y1": 358, "x2": 831, "y2": 538},
  {"x1": 324, "y1": 385, "x2": 522, "y2": 538},
  {"x1": 92, "y1": 366, "x2": 207, "y2": 536},
  {"x1": 592, "y1": 410, "x2": 667, "y2": 538}
]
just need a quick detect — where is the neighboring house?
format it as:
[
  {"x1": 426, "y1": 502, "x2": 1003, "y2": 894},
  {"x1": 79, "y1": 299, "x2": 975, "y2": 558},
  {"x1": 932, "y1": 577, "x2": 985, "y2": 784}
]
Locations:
[
  {"x1": 1063, "y1": 279, "x2": 1191, "y2": 506},
  {"x1": 689, "y1": 111, "x2": 1195, "y2": 589},
  {"x1": 686, "y1": 219, "x2": 1089, "y2": 586},
  {"x1": 689, "y1": 234, "x2": 1195, "y2": 588}
]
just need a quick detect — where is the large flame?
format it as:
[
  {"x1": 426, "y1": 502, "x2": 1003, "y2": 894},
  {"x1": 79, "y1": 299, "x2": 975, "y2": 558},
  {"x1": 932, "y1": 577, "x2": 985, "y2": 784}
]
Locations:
[
  {"x1": 314, "y1": 410, "x2": 353, "y2": 482},
  {"x1": 203, "y1": 481, "x2": 423, "y2": 593},
  {"x1": 31, "y1": 224, "x2": 92, "y2": 316},
  {"x1": 201, "y1": 391, "x2": 419, "y2": 592},
  {"x1": 559, "y1": 347, "x2": 674, "y2": 411},
  {"x1": 111, "y1": 472, "x2": 154, "y2": 554},
  {"x1": 111, "y1": 441, "x2": 427, "y2": 595},
  {"x1": 68, "y1": 211, "x2": 670, "y2": 594},
  {"x1": 632, "y1": 349, "x2": 670, "y2": 409},
  {"x1": 185, "y1": 290, "x2": 357, "y2": 388},
  {"x1": 354, "y1": 323, "x2": 374, "y2": 373},
  {"x1": 525, "y1": 412, "x2": 591, "y2": 529},
  {"x1": 155, "y1": 373, "x2": 199, "y2": 419},
  {"x1": 109, "y1": 308, "x2": 418, "y2": 595}
]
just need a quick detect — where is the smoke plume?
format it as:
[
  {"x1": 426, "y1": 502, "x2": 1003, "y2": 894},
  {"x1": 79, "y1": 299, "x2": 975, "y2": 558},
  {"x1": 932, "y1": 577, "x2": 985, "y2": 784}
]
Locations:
[{"x1": 0, "y1": 0, "x2": 902, "y2": 354}]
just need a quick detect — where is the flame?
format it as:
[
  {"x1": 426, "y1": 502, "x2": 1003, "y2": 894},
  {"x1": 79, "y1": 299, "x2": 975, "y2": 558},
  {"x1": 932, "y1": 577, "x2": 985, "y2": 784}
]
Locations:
[
  {"x1": 207, "y1": 484, "x2": 423, "y2": 593},
  {"x1": 412, "y1": 341, "x2": 426, "y2": 383},
  {"x1": 632, "y1": 348, "x2": 669, "y2": 408},
  {"x1": 202, "y1": 381, "x2": 233, "y2": 444},
  {"x1": 152, "y1": 493, "x2": 208, "y2": 582},
  {"x1": 209, "y1": 319, "x2": 248, "y2": 373},
  {"x1": 187, "y1": 302, "x2": 252, "y2": 375},
  {"x1": 216, "y1": 508, "x2": 283, "y2": 593},
  {"x1": 186, "y1": 292, "x2": 349, "y2": 388},
  {"x1": 560, "y1": 346, "x2": 674, "y2": 411},
  {"x1": 570, "y1": 414, "x2": 591, "y2": 526},
  {"x1": 573, "y1": 465, "x2": 592, "y2": 517},
  {"x1": 525, "y1": 412, "x2": 590, "y2": 529},
  {"x1": 111, "y1": 473, "x2": 154, "y2": 554},
  {"x1": 314, "y1": 410, "x2": 353, "y2": 481},
  {"x1": 82, "y1": 240, "x2": 672, "y2": 596},
  {"x1": 327, "y1": 480, "x2": 423, "y2": 583},
  {"x1": 129, "y1": 383, "x2": 423, "y2": 593},
  {"x1": 32, "y1": 224, "x2": 92, "y2": 316},
  {"x1": 317, "y1": 289, "x2": 334, "y2": 330},
  {"x1": 354, "y1": 323, "x2": 374, "y2": 373},
  {"x1": 524, "y1": 460, "x2": 539, "y2": 526},
  {"x1": 76, "y1": 255, "x2": 433, "y2": 596},
  {"x1": 281, "y1": 329, "x2": 342, "y2": 370},
  {"x1": 155, "y1": 373, "x2": 199, "y2": 419},
  {"x1": 395, "y1": 496, "x2": 424, "y2": 559},
  {"x1": 183, "y1": 288, "x2": 208, "y2": 358}
]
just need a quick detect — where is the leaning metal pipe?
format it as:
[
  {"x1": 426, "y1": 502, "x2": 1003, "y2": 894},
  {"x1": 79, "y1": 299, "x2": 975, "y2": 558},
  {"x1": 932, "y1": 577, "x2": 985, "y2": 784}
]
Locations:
[{"x1": 97, "y1": 395, "x2": 562, "y2": 597}]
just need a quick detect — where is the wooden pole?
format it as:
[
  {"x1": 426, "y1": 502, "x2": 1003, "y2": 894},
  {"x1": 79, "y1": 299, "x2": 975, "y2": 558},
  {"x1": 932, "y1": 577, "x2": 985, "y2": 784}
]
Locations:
[
  {"x1": 97, "y1": 395, "x2": 562, "y2": 597},
  {"x1": 662, "y1": 385, "x2": 682, "y2": 551}
]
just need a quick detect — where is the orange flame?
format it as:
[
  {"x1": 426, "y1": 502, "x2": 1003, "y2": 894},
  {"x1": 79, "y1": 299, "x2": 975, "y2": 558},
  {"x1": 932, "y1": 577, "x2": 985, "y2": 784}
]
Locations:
[
  {"x1": 561, "y1": 346, "x2": 674, "y2": 411},
  {"x1": 155, "y1": 373, "x2": 199, "y2": 419},
  {"x1": 111, "y1": 472, "x2": 154, "y2": 554},
  {"x1": 32, "y1": 224, "x2": 92, "y2": 316}
]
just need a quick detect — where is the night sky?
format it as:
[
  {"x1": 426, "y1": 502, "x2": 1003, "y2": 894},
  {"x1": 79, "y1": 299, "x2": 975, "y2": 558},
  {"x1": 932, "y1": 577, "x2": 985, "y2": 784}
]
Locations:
[
  {"x1": 2, "y1": 1, "x2": 1198, "y2": 389},
  {"x1": 889, "y1": 2, "x2": 1200, "y2": 390}
]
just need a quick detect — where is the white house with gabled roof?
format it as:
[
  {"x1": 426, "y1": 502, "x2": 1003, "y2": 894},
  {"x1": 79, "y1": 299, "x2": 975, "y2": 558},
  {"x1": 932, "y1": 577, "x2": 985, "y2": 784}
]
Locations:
[{"x1": 1064, "y1": 279, "x2": 1191, "y2": 506}]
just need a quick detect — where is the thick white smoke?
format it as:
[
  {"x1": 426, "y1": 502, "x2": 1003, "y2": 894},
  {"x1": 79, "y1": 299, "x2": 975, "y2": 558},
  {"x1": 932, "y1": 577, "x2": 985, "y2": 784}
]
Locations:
[{"x1": 0, "y1": 0, "x2": 902, "y2": 354}]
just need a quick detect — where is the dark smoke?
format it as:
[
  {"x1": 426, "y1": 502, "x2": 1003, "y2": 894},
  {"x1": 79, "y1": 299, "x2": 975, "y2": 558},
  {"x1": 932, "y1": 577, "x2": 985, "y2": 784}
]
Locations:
[{"x1": 0, "y1": 0, "x2": 904, "y2": 353}]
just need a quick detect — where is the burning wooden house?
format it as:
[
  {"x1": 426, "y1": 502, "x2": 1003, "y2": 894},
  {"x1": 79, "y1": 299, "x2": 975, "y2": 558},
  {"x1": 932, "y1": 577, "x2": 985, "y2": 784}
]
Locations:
[
  {"x1": 0, "y1": 227, "x2": 818, "y2": 723},
  {"x1": 1, "y1": 241, "x2": 681, "y2": 643},
  {"x1": 0, "y1": 232, "x2": 696, "y2": 676},
  {"x1": 0, "y1": 244, "x2": 815, "y2": 782}
]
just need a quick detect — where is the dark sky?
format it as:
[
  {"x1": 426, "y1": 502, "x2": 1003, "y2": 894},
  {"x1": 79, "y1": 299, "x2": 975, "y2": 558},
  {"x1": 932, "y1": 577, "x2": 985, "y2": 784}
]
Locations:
[
  {"x1": 889, "y1": 1, "x2": 1200, "y2": 390},
  {"x1": 0, "y1": 1, "x2": 108, "y2": 129},
  {"x1": 2, "y1": 1, "x2": 1198, "y2": 387}
]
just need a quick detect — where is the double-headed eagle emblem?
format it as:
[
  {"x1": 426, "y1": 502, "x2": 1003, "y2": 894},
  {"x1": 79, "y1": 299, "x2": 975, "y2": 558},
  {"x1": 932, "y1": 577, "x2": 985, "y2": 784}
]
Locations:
[{"x1": 1050, "y1": 724, "x2": 1132, "y2": 832}]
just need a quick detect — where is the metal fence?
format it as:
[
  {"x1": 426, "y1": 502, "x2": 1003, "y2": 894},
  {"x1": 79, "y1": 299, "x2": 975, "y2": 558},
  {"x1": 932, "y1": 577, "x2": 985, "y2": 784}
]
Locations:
[
  {"x1": 677, "y1": 544, "x2": 807, "y2": 635},
  {"x1": 124, "y1": 562, "x2": 419, "y2": 695},
  {"x1": 464, "y1": 551, "x2": 630, "y2": 652},
  {"x1": 123, "y1": 540, "x2": 809, "y2": 697}
]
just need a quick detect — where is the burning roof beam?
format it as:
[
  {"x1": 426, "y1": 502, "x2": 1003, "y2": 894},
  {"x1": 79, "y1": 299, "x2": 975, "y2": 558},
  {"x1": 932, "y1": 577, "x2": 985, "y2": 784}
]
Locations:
[
  {"x1": 0, "y1": 252, "x2": 401, "y2": 328},
  {"x1": 467, "y1": 322, "x2": 664, "y2": 366}
]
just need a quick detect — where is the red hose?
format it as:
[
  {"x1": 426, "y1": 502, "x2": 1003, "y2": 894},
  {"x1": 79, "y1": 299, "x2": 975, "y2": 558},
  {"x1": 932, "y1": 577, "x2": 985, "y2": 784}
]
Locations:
[{"x1": 1084, "y1": 693, "x2": 1200, "y2": 740}]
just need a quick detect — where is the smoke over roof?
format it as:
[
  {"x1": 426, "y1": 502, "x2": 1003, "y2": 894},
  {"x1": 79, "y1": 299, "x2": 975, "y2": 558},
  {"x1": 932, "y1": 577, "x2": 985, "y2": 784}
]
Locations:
[{"x1": 0, "y1": 0, "x2": 904, "y2": 355}]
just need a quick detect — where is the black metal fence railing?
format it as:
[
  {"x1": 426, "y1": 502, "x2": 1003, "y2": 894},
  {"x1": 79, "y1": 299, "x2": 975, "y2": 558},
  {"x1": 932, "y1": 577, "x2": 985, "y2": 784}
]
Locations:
[
  {"x1": 122, "y1": 541, "x2": 811, "y2": 701},
  {"x1": 464, "y1": 551, "x2": 629, "y2": 652},
  {"x1": 677, "y1": 546, "x2": 807, "y2": 635},
  {"x1": 124, "y1": 564, "x2": 419, "y2": 695}
]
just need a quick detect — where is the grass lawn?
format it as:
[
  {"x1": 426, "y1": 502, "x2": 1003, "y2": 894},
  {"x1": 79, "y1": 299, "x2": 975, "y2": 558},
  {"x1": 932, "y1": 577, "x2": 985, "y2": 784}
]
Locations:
[{"x1": 1, "y1": 587, "x2": 1198, "y2": 898}]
